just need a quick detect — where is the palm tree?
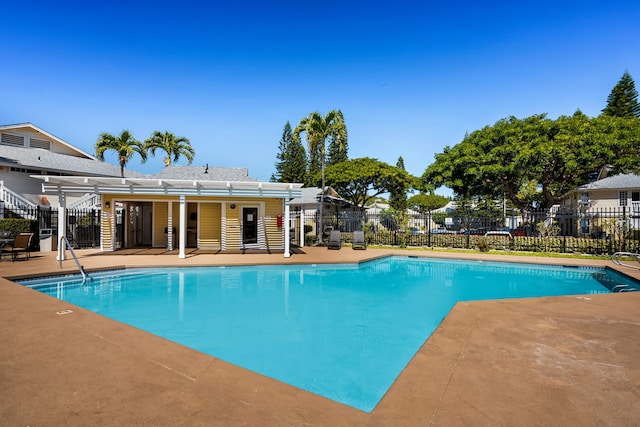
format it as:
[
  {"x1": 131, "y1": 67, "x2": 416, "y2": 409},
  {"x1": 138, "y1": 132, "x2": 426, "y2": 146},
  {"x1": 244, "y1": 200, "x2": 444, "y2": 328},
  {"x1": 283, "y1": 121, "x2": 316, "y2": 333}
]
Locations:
[
  {"x1": 144, "y1": 131, "x2": 194, "y2": 166},
  {"x1": 293, "y1": 110, "x2": 347, "y2": 243},
  {"x1": 95, "y1": 130, "x2": 147, "y2": 178}
]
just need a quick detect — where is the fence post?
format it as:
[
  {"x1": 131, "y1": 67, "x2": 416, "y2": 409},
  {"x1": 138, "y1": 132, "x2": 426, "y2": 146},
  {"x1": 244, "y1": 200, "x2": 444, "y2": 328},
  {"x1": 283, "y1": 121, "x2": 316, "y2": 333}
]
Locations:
[
  {"x1": 465, "y1": 209, "x2": 471, "y2": 249},
  {"x1": 623, "y1": 206, "x2": 627, "y2": 252},
  {"x1": 427, "y1": 210, "x2": 431, "y2": 247},
  {"x1": 561, "y1": 209, "x2": 566, "y2": 253}
]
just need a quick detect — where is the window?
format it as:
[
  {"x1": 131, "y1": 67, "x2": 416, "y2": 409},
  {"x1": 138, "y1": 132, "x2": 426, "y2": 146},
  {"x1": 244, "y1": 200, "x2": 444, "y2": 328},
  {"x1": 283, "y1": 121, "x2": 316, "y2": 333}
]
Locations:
[
  {"x1": 580, "y1": 218, "x2": 590, "y2": 235},
  {"x1": 619, "y1": 191, "x2": 628, "y2": 207},
  {"x1": 10, "y1": 167, "x2": 41, "y2": 174},
  {"x1": 579, "y1": 192, "x2": 590, "y2": 206},
  {"x1": 632, "y1": 192, "x2": 640, "y2": 213}
]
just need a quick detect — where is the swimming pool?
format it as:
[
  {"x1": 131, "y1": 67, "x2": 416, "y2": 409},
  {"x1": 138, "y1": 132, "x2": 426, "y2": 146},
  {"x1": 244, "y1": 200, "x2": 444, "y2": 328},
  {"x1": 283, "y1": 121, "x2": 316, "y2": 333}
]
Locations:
[{"x1": 19, "y1": 256, "x2": 632, "y2": 412}]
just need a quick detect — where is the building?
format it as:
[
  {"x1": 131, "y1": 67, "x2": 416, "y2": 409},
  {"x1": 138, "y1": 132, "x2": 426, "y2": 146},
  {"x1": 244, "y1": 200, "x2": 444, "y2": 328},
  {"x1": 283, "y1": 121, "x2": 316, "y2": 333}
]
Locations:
[
  {"x1": 2, "y1": 123, "x2": 303, "y2": 257},
  {"x1": 0, "y1": 123, "x2": 134, "y2": 215},
  {"x1": 559, "y1": 173, "x2": 640, "y2": 237},
  {"x1": 35, "y1": 165, "x2": 302, "y2": 258},
  {"x1": 562, "y1": 173, "x2": 640, "y2": 211},
  {"x1": 289, "y1": 187, "x2": 367, "y2": 244}
]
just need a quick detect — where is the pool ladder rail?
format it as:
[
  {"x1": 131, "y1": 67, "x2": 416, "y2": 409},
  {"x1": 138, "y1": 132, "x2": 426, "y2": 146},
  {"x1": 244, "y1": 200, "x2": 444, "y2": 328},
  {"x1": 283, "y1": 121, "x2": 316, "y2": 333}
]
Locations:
[
  {"x1": 611, "y1": 252, "x2": 640, "y2": 270},
  {"x1": 610, "y1": 252, "x2": 640, "y2": 292},
  {"x1": 611, "y1": 284, "x2": 637, "y2": 292},
  {"x1": 59, "y1": 235, "x2": 90, "y2": 283}
]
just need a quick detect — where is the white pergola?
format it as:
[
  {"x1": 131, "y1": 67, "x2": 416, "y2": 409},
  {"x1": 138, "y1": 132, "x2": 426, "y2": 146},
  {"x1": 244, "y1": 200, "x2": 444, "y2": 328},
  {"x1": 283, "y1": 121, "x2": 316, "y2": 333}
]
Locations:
[{"x1": 33, "y1": 175, "x2": 303, "y2": 259}]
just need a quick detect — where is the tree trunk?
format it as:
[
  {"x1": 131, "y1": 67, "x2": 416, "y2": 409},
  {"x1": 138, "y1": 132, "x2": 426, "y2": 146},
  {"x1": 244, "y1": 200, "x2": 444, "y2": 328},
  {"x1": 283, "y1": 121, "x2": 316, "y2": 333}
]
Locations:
[{"x1": 318, "y1": 149, "x2": 325, "y2": 244}]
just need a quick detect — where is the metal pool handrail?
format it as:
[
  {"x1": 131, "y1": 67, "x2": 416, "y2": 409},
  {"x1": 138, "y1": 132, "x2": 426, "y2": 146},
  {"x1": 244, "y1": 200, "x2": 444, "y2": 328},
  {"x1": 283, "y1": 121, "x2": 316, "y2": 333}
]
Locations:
[
  {"x1": 611, "y1": 252, "x2": 640, "y2": 270},
  {"x1": 59, "y1": 235, "x2": 89, "y2": 283}
]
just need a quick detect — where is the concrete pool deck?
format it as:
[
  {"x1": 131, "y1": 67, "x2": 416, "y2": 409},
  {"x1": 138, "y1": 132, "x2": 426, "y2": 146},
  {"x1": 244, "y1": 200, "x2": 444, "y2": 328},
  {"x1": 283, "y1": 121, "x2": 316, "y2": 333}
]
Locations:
[{"x1": 1, "y1": 247, "x2": 639, "y2": 426}]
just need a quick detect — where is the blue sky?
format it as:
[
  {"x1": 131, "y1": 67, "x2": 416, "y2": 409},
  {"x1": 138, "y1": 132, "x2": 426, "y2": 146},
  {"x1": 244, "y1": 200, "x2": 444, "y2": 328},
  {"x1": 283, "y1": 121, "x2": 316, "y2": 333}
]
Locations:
[{"x1": 2, "y1": 1, "x2": 639, "y2": 195}]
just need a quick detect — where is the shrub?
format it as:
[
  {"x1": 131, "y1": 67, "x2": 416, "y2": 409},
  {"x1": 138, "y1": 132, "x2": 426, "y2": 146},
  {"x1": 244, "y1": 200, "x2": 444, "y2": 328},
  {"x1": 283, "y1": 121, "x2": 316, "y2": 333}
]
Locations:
[
  {"x1": 0, "y1": 218, "x2": 37, "y2": 237},
  {"x1": 476, "y1": 237, "x2": 490, "y2": 252}
]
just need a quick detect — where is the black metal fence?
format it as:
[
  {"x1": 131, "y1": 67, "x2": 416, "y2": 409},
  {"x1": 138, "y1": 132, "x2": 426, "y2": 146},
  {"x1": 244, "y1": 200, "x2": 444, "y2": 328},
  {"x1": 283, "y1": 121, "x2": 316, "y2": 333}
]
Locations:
[
  {"x1": 6, "y1": 204, "x2": 640, "y2": 255},
  {"x1": 4, "y1": 206, "x2": 102, "y2": 249},
  {"x1": 293, "y1": 206, "x2": 640, "y2": 255}
]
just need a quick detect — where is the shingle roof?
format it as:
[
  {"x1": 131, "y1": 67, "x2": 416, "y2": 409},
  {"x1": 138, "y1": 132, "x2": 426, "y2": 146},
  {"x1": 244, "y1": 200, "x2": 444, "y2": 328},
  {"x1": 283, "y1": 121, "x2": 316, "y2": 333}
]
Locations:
[
  {"x1": 289, "y1": 187, "x2": 323, "y2": 205},
  {"x1": 577, "y1": 173, "x2": 640, "y2": 191},
  {"x1": 289, "y1": 187, "x2": 351, "y2": 206},
  {"x1": 0, "y1": 145, "x2": 142, "y2": 177},
  {"x1": 148, "y1": 165, "x2": 259, "y2": 182}
]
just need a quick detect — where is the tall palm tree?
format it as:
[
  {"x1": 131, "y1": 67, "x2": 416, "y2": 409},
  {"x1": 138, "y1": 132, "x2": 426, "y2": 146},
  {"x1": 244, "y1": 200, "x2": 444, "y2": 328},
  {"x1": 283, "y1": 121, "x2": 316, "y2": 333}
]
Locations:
[
  {"x1": 144, "y1": 131, "x2": 194, "y2": 166},
  {"x1": 95, "y1": 130, "x2": 147, "y2": 178},
  {"x1": 293, "y1": 110, "x2": 347, "y2": 243}
]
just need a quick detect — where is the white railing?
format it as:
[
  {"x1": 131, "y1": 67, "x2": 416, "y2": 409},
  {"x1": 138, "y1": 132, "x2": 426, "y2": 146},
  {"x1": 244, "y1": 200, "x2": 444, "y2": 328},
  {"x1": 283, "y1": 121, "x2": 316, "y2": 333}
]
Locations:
[
  {"x1": 0, "y1": 181, "x2": 38, "y2": 219},
  {"x1": 68, "y1": 193, "x2": 101, "y2": 209}
]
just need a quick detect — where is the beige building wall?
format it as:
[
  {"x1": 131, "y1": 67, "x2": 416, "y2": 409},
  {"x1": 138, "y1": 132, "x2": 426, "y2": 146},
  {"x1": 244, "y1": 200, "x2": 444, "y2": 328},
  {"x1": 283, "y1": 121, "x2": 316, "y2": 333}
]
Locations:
[
  {"x1": 101, "y1": 195, "x2": 115, "y2": 251},
  {"x1": 564, "y1": 189, "x2": 634, "y2": 210},
  {"x1": 199, "y1": 203, "x2": 221, "y2": 250},
  {"x1": 104, "y1": 195, "x2": 287, "y2": 252}
]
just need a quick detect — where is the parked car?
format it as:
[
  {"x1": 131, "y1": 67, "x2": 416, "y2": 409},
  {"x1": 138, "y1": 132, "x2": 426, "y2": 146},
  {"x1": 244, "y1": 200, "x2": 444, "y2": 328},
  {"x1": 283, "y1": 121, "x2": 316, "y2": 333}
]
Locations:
[
  {"x1": 460, "y1": 228, "x2": 482, "y2": 236},
  {"x1": 430, "y1": 228, "x2": 449, "y2": 234},
  {"x1": 409, "y1": 227, "x2": 425, "y2": 235},
  {"x1": 511, "y1": 226, "x2": 528, "y2": 237},
  {"x1": 484, "y1": 230, "x2": 512, "y2": 238}
]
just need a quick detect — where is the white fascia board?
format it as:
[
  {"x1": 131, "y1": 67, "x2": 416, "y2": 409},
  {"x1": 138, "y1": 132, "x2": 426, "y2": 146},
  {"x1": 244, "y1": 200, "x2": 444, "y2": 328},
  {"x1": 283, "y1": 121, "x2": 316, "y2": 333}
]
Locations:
[{"x1": 34, "y1": 175, "x2": 303, "y2": 198}]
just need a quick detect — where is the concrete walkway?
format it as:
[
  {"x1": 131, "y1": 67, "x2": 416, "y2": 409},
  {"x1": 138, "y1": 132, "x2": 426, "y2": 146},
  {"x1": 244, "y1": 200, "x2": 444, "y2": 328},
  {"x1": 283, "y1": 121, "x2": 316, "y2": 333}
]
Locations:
[{"x1": 1, "y1": 247, "x2": 639, "y2": 426}]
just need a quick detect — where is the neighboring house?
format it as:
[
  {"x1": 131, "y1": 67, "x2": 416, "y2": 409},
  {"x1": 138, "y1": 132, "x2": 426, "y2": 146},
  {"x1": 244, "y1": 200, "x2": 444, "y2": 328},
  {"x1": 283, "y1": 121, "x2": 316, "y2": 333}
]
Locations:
[
  {"x1": 35, "y1": 165, "x2": 303, "y2": 258},
  {"x1": 365, "y1": 201, "x2": 429, "y2": 231},
  {"x1": 560, "y1": 173, "x2": 640, "y2": 236},
  {"x1": 289, "y1": 186, "x2": 353, "y2": 217},
  {"x1": 561, "y1": 173, "x2": 640, "y2": 211},
  {"x1": 0, "y1": 123, "x2": 135, "y2": 214},
  {"x1": 289, "y1": 187, "x2": 360, "y2": 241}
]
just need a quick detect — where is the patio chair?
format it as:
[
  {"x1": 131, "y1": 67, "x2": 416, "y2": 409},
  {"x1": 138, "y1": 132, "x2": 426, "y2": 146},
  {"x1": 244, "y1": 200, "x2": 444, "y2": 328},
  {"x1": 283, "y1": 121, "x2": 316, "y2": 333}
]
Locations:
[
  {"x1": 352, "y1": 230, "x2": 367, "y2": 250},
  {"x1": 4, "y1": 232, "x2": 34, "y2": 261},
  {"x1": 327, "y1": 230, "x2": 342, "y2": 250}
]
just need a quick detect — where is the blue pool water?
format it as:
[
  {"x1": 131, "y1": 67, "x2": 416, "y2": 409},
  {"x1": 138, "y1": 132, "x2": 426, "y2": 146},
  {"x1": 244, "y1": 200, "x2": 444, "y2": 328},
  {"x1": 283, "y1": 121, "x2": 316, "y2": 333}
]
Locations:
[{"x1": 19, "y1": 256, "x2": 631, "y2": 412}]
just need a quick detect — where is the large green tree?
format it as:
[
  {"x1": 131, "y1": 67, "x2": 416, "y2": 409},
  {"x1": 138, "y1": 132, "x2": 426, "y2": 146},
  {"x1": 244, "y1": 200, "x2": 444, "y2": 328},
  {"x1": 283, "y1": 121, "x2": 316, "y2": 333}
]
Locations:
[
  {"x1": 293, "y1": 110, "x2": 347, "y2": 242},
  {"x1": 324, "y1": 157, "x2": 415, "y2": 208},
  {"x1": 423, "y1": 112, "x2": 640, "y2": 210},
  {"x1": 294, "y1": 110, "x2": 348, "y2": 186},
  {"x1": 389, "y1": 156, "x2": 408, "y2": 212},
  {"x1": 95, "y1": 130, "x2": 147, "y2": 178},
  {"x1": 602, "y1": 71, "x2": 640, "y2": 118},
  {"x1": 407, "y1": 193, "x2": 450, "y2": 213},
  {"x1": 273, "y1": 121, "x2": 308, "y2": 183},
  {"x1": 326, "y1": 114, "x2": 349, "y2": 166},
  {"x1": 144, "y1": 131, "x2": 194, "y2": 166}
]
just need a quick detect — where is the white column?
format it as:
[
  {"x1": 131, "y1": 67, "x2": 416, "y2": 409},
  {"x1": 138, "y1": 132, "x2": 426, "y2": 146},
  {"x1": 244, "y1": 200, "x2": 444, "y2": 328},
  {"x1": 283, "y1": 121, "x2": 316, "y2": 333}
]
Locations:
[
  {"x1": 221, "y1": 202, "x2": 226, "y2": 251},
  {"x1": 57, "y1": 192, "x2": 66, "y2": 261},
  {"x1": 284, "y1": 199, "x2": 291, "y2": 258},
  {"x1": 299, "y1": 208, "x2": 305, "y2": 247},
  {"x1": 179, "y1": 195, "x2": 186, "y2": 259}
]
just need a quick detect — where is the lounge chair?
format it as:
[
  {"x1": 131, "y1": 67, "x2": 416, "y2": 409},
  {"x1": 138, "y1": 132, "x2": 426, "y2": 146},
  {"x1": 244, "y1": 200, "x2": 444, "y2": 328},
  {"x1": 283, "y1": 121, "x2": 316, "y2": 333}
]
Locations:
[
  {"x1": 3, "y1": 232, "x2": 34, "y2": 261},
  {"x1": 352, "y1": 231, "x2": 366, "y2": 250},
  {"x1": 327, "y1": 230, "x2": 342, "y2": 250}
]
